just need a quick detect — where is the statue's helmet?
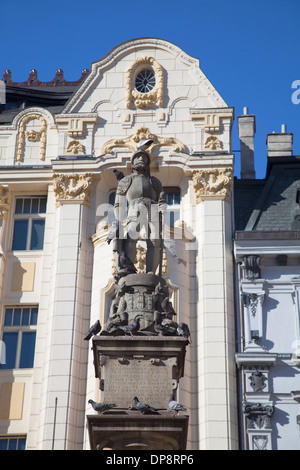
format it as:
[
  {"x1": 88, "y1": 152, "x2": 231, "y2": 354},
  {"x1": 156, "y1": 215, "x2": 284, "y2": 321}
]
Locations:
[{"x1": 131, "y1": 150, "x2": 151, "y2": 166}]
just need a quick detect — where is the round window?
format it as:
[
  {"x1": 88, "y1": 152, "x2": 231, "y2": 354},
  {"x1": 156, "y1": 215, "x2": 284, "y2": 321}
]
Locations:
[{"x1": 135, "y1": 69, "x2": 156, "y2": 93}]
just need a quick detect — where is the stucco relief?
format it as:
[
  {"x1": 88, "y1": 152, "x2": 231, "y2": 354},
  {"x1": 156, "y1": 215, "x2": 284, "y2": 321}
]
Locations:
[
  {"x1": 52, "y1": 172, "x2": 94, "y2": 207},
  {"x1": 126, "y1": 57, "x2": 164, "y2": 109},
  {"x1": 0, "y1": 185, "x2": 10, "y2": 218},
  {"x1": 192, "y1": 167, "x2": 233, "y2": 203},
  {"x1": 101, "y1": 127, "x2": 186, "y2": 157},
  {"x1": 204, "y1": 135, "x2": 222, "y2": 150},
  {"x1": 66, "y1": 140, "x2": 85, "y2": 155},
  {"x1": 16, "y1": 113, "x2": 47, "y2": 161}
]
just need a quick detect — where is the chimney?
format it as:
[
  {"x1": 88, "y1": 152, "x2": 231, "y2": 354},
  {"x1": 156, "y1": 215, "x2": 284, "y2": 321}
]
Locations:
[
  {"x1": 267, "y1": 125, "x2": 293, "y2": 157},
  {"x1": 238, "y1": 107, "x2": 256, "y2": 179}
]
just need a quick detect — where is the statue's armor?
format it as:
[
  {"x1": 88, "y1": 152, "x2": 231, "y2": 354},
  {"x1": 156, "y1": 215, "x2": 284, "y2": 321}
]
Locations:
[
  {"x1": 115, "y1": 175, "x2": 163, "y2": 202},
  {"x1": 126, "y1": 175, "x2": 158, "y2": 203}
]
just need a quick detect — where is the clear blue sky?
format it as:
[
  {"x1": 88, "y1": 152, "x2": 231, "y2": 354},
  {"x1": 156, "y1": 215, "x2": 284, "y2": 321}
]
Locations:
[{"x1": 1, "y1": 0, "x2": 299, "y2": 178}]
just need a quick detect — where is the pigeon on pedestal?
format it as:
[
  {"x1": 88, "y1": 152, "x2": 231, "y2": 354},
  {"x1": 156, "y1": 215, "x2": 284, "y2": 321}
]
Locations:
[
  {"x1": 178, "y1": 322, "x2": 191, "y2": 344},
  {"x1": 168, "y1": 394, "x2": 187, "y2": 416},
  {"x1": 84, "y1": 320, "x2": 101, "y2": 341},
  {"x1": 133, "y1": 396, "x2": 158, "y2": 414},
  {"x1": 116, "y1": 316, "x2": 141, "y2": 336},
  {"x1": 88, "y1": 399, "x2": 117, "y2": 414}
]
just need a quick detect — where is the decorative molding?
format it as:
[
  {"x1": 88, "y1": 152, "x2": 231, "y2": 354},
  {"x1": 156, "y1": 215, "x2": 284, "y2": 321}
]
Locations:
[
  {"x1": 55, "y1": 115, "x2": 97, "y2": 138},
  {"x1": 242, "y1": 255, "x2": 261, "y2": 281},
  {"x1": 252, "y1": 435, "x2": 269, "y2": 451},
  {"x1": 52, "y1": 172, "x2": 94, "y2": 207},
  {"x1": 16, "y1": 113, "x2": 47, "y2": 161},
  {"x1": 243, "y1": 403, "x2": 274, "y2": 430},
  {"x1": 242, "y1": 292, "x2": 265, "y2": 318},
  {"x1": 0, "y1": 186, "x2": 10, "y2": 219},
  {"x1": 101, "y1": 127, "x2": 186, "y2": 156},
  {"x1": 192, "y1": 167, "x2": 233, "y2": 203},
  {"x1": 248, "y1": 368, "x2": 267, "y2": 393},
  {"x1": 126, "y1": 56, "x2": 164, "y2": 109},
  {"x1": 91, "y1": 221, "x2": 110, "y2": 246},
  {"x1": 241, "y1": 288, "x2": 265, "y2": 348},
  {"x1": 203, "y1": 135, "x2": 222, "y2": 150},
  {"x1": 190, "y1": 109, "x2": 234, "y2": 133},
  {"x1": 66, "y1": 140, "x2": 85, "y2": 155}
]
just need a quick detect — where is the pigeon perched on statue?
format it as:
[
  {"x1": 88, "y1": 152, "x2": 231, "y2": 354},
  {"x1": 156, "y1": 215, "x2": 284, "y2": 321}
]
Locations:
[
  {"x1": 113, "y1": 169, "x2": 125, "y2": 181},
  {"x1": 116, "y1": 316, "x2": 141, "y2": 336},
  {"x1": 168, "y1": 394, "x2": 187, "y2": 416},
  {"x1": 88, "y1": 399, "x2": 116, "y2": 414},
  {"x1": 133, "y1": 396, "x2": 158, "y2": 414},
  {"x1": 119, "y1": 251, "x2": 137, "y2": 273},
  {"x1": 84, "y1": 319, "x2": 101, "y2": 341},
  {"x1": 178, "y1": 322, "x2": 192, "y2": 344}
]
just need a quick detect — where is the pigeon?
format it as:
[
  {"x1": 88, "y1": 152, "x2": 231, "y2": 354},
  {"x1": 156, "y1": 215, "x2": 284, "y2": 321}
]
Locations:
[
  {"x1": 178, "y1": 322, "x2": 192, "y2": 344},
  {"x1": 116, "y1": 316, "x2": 141, "y2": 336},
  {"x1": 168, "y1": 394, "x2": 187, "y2": 416},
  {"x1": 136, "y1": 139, "x2": 153, "y2": 151},
  {"x1": 88, "y1": 399, "x2": 116, "y2": 414},
  {"x1": 106, "y1": 221, "x2": 119, "y2": 244},
  {"x1": 84, "y1": 319, "x2": 101, "y2": 340},
  {"x1": 154, "y1": 320, "x2": 177, "y2": 337},
  {"x1": 119, "y1": 251, "x2": 137, "y2": 273},
  {"x1": 133, "y1": 396, "x2": 158, "y2": 414},
  {"x1": 161, "y1": 297, "x2": 176, "y2": 316},
  {"x1": 113, "y1": 169, "x2": 125, "y2": 181}
]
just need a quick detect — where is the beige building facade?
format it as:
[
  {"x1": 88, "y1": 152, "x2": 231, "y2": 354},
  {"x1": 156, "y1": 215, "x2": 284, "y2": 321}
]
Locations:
[{"x1": 0, "y1": 38, "x2": 238, "y2": 450}]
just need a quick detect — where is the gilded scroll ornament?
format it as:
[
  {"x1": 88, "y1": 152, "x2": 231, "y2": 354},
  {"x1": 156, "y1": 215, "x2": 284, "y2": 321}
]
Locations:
[
  {"x1": 126, "y1": 57, "x2": 164, "y2": 109},
  {"x1": 52, "y1": 173, "x2": 94, "y2": 207},
  {"x1": 101, "y1": 127, "x2": 186, "y2": 156},
  {"x1": 192, "y1": 167, "x2": 233, "y2": 203},
  {"x1": 16, "y1": 113, "x2": 47, "y2": 161}
]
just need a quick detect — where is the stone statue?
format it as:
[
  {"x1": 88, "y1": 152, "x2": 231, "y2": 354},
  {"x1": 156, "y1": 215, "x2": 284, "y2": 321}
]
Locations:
[
  {"x1": 113, "y1": 148, "x2": 166, "y2": 275},
  {"x1": 103, "y1": 142, "x2": 189, "y2": 336}
]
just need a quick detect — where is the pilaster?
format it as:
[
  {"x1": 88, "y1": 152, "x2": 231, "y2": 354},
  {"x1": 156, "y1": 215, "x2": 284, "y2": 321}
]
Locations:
[
  {"x1": 190, "y1": 158, "x2": 238, "y2": 450},
  {"x1": 38, "y1": 171, "x2": 94, "y2": 450}
]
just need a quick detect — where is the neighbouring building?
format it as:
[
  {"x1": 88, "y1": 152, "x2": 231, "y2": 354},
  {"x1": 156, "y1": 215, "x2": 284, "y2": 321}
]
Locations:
[{"x1": 0, "y1": 38, "x2": 298, "y2": 450}]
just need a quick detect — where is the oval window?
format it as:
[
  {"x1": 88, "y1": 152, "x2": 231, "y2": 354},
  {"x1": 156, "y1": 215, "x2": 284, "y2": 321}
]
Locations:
[{"x1": 135, "y1": 69, "x2": 156, "y2": 93}]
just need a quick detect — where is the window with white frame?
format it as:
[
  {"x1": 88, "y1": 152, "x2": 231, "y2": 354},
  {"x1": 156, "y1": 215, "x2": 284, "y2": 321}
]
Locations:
[
  {"x1": 0, "y1": 436, "x2": 26, "y2": 450},
  {"x1": 0, "y1": 306, "x2": 38, "y2": 369},
  {"x1": 164, "y1": 187, "x2": 181, "y2": 227},
  {"x1": 11, "y1": 196, "x2": 47, "y2": 251}
]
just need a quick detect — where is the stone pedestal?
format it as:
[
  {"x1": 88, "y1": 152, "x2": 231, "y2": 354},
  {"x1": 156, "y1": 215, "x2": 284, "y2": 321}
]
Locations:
[
  {"x1": 87, "y1": 336, "x2": 188, "y2": 450},
  {"x1": 87, "y1": 413, "x2": 189, "y2": 450},
  {"x1": 92, "y1": 336, "x2": 186, "y2": 410}
]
